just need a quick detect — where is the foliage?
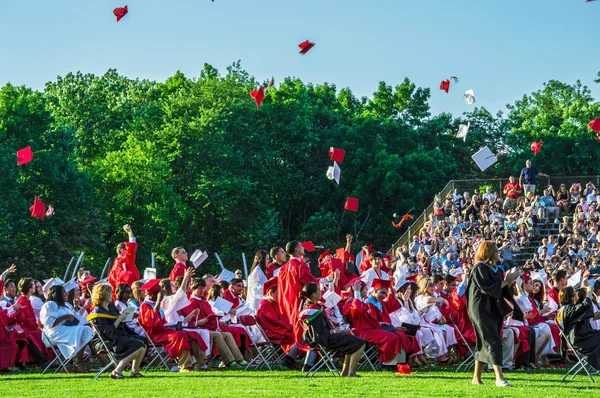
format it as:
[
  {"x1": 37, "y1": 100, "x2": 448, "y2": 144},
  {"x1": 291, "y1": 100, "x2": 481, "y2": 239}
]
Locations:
[{"x1": 0, "y1": 65, "x2": 598, "y2": 279}]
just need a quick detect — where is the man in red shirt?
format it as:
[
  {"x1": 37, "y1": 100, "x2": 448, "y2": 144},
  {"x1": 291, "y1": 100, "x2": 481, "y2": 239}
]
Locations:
[
  {"x1": 503, "y1": 176, "x2": 522, "y2": 210},
  {"x1": 169, "y1": 247, "x2": 188, "y2": 282},
  {"x1": 266, "y1": 246, "x2": 286, "y2": 279}
]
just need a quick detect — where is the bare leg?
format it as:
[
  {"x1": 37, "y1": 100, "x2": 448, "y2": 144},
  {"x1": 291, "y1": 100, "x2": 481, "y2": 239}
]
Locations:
[
  {"x1": 492, "y1": 364, "x2": 508, "y2": 386},
  {"x1": 341, "y1": 354, "x2": 351, "y2": 377},
  {"x1": 346, "y1": 344, "x2": 365, "y2": 377},
  {"x1": 472, "y1": 360, "x2": 484, "y2": 384}
]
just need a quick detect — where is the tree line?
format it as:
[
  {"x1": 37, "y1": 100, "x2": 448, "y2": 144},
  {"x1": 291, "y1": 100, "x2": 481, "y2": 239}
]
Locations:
[{"x1": 1, "y1": 62, "x2": 599, "y2": 279}]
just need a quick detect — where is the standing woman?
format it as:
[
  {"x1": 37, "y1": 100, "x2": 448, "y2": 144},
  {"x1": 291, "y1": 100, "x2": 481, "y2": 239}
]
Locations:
[
  {"x1": 466, "y1": 241, "x2": 520, "y2": 387},
  {"x1": 247, "y1": 250, "x2": 269, "y2": 312}
]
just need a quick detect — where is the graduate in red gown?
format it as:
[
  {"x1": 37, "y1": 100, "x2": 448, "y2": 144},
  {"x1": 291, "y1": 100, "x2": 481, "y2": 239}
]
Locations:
[
  {"x1": 0, "y1": 306, "x2": 20, "y2": 370},
  {"x1": 14, "y1": 278, "x2": 48, "y2": 366},
  {"x1": 266, "y1": 246, "x2": 287, "y2": 279},
  {"x1": 169, "y1": 247, "x2": 188, "y2": 282},
  {"x1": 223, "y1": 279, "x2": 246, "y2": 309},
  {"x1": 277, "y1": 241, "x2": 319, "y2": 349},
  {"x1": 108, "y1": 224, "x2": 141, "y2": 290},
  {"x1": 438, "y1": 274, "x2": 476, "y2": 355},
  {"x1": 138, "y1": 279, "x2": 207, "y2": 372},
  {"x1": 179, "y1": 278, "x2": 250, "y2": 353},
  {"x1": 256, "y1": 278, "x2": 295, "y2": 352}
]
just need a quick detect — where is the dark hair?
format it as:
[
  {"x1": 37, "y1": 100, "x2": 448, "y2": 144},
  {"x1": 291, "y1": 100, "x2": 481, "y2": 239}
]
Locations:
[
  {"x1": 218, "y1": 280, "x2": 229, "y2": 290},
  {"x1": 368, "y1": 252, "x2": 383, "y2": 261},
  {"x1": 4, "y1": 279, "x2": 16, "y2": 292},
  {"x1": 299, "y1": 282, "x2": 319, "y2": 300},
  {"x1": 116, "y1": 283, "x2": 132, "y2": 302},
  {"x1": 270, "y1": 246, "x2": 284, "y2": 260},
  {"x1": 159, "y1": 279, "x2": 173, "y2": 296},
  {"x1": 559, "y1": 286, "x2": 576, "y2": 306},
  {"x1": 18, "y1": 278, "x2": 34, "y2": 296},
  {"x1": 432, "y1": 274, "x2": 444, "y2": 284},
  {"x1": 552, "y1": 269, "x2": 568, "y2": 283},
  {"x1": 190, "y1": 278, "x2": 206, "y2": 290},
  {"x1": 67, "y1": 286, "x2": 79, "y2": 305},
  {"x1": 286, "y1": 241, "x2": 302, "y2": 256},
  {"x1": 443, "y1": 274, "x2": 456, "y2": 284},
  {"x1": 576, "y1": 288, "x2": 587, "y2": 304},
  {"x1": 174, "y1": 276, "x2": 184, "y2": 290},
  {"x1": 207, "y1": 284, "x2": 222, "y2": 301},
  {"x1": 409, "y1": 282, "x2": 419, "y2": 301},
  {"x1": 31, "y1": 280, "x2": 45, "y2": 302},
  {"x1": 48, "y1": 285, "x2": 67, "y2": 307},
  {"x1": 229, "y1": 278, "x2": 243, "y2": 287},
  {"x1": 531, "y1": 279, "x2": 546, "y2": 304},
  {"x1": 251, "y1": 250, "x2": 269, "y2": 273}
]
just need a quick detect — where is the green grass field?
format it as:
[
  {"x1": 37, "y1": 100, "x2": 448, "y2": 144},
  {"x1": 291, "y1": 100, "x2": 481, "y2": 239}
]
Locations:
[{"x1": 1, "y1": 367, "x2": 598, "y2": 397}]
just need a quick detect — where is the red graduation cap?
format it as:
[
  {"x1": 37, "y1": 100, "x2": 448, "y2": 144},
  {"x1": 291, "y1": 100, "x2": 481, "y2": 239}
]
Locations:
[
  {"x1": 250, "y1": 85, "x2": 265, "y2": 108},
  {"x1": 79, "y1": 276, "x2": 97, "y2": 291},
  {"x1": 318, "y1": 249, "x2": 331, "y2": 262},
  {"x1": 362, "y1": 244, "x2": 373, "y2": 256},
  {"x1": 262, "y1": 277, "x2": 278, "y2": 295},
  {"x1": 114, "y1": 5, "x2": 128, "y2": 22},
  {"x1": 406, "y1": 275, "x2": 419, "y2": 283},
  {"x1": 343, "y1": 276, "x2": 366, "y2": 290},
  {"x1": 336, "y1": 248, "x2": 354, "y2": 263},
  {"x1": 298, "y1": 40, "x2": 315, "y2": 54},
  {"x1": 329, "y1": 147, "x2": 346, "y2": 164},
  {"x1": 141, "y1": 278, "x2": 162, "y2": 294},
  {"x1": 344, "y1": 197, "x2": 359, "y2": 212},
  {"x1": 392, "y1": 213, "x2": 414, "y2": 229},
  {"x1": 30, "y1": 197, "x2": 46, "y2": 221},
  {"x1": 439, "y1": 79, "x2": 450, "y2": 94},
  {"x1": 17, "y1": 146, "x2": 33, "y2": 166},
  {"x1": 530, "y1": 140, "x2": 543, "y2": 156},
  {"x1": 371, "y1": 278, "x2": 391, "y2": 291},
  {"x1": 588, "y1": 118, "x2": 600, "y2": 133},
  {"x1": 301, "y1": 241, "x2": 316, "y2": 252},
  {"x1": 330, "y1": 258, "x2": 344, "y2": 273}
]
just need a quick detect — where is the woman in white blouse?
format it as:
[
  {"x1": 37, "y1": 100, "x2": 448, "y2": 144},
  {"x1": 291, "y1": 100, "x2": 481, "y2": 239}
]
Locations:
[
  {"x1": 29, "y1": 280, "x2": 45, "y2": 322},
  {"x1": 40, "y1": 284, "x2": 94, "y2": 372}
]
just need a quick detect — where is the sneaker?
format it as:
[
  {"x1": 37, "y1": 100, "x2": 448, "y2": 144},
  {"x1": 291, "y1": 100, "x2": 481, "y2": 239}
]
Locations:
[
  {"x1": 238, "y1": 360, "x2": 248, "y2": 366},
  {"x1": 228, "y1": 362, "x2": 244, "y2": 370},
  {"x1": 218, "y1": 361, "x2": 227, "y2": 368},
  {"x1": 282, "y1": 355, "x2": 296, "y2": 370}
]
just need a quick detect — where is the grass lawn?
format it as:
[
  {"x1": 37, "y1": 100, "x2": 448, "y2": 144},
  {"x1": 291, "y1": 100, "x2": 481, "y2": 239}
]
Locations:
[{"x1": 1, "y1": 367, "x2": 598, "y2": 397}]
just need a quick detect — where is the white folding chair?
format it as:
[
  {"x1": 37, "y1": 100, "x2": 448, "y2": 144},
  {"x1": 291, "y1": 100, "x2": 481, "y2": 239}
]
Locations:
[
  {"x1": 558, "y1": 325, "x2": 595, "y2": 383},
  {"x1": 238, "y1": 315, "x2": 283, "y2": 371},
  {"x1": 88, "y1": 323, "x2": 119, "y2": 380},
  {"x1": 304, "y1": 344, "x2": 340, "y2": 378},
  {"x1": 41, "y1": 330, "x2": 75, "y2": 374}
]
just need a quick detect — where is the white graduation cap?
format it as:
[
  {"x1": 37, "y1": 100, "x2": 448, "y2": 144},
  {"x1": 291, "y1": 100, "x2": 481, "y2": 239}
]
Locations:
[
  {"x1": 326, "y1": 162, "x2": 341, "y2": 185},
  {"x1": 42, "y1": 278, "x2": 66, "y2": 296},
  {"x1": 464, "y1": 89, "x2": 476, "y2": 105},
  {"x1": 323, "y1": 290, "x2": 342, "y2": 309},
  {"x1": 456, "y1": 122, "x2": 470, "y2": 142},
  {"x1": 190, "y1": 250, "x2": 209, "y2": 269},
  {"x1": 530, "y1": 270, "x2": 548, "y2": 286},
  {"x1": 568, "y1": 270, "x2": 583, "y2": 288},
  {"x1": 216, "y1": 269, "x2": 236, "y2": 282},
  {"x1": 63, "y1": 280, "x2": 79, "y2": 293},
  {"x1": 471, "y1": 146, "x2": 498, "y2": 172}
]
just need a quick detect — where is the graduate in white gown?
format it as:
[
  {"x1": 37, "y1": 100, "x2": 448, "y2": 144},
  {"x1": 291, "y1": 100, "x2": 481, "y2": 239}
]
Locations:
[
  {"x1": 40, "y1": 285, "x2": 93, "y2": 371},
  {"x1": 247, "y1": 250, "x2": 270, "y2": 313}
]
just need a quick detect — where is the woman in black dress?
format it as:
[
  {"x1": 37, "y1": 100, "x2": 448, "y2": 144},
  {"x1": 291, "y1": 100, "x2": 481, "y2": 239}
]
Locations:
[
  {"x1": 558, "y1": 286, "x2": 600, "y2": 370},
  {"x1": 299, "y1": 282, "x2": 365, "y2": 377},
  {"x1": 466, "y1": 241, "x2": 520, "y2": 387},
  {"x1": 88, "y1": 284, "x2": 147, "y2": 379}
]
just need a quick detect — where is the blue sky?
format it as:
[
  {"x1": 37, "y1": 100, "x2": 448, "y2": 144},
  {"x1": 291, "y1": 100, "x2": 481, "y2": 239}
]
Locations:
[{"x1": 0, "y1": 0, "x2": 598, "y2": 117}]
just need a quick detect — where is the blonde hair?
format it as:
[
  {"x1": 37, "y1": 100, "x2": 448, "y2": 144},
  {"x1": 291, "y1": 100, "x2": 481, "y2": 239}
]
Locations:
[
  {"x1": 418, "y1": 277, "x2": 432, "y2": 296},
  {"x1": 474, "y1": 240, "x2": 500, "y2": 265},
  {"x1": 171, "y1": 247, "x2": 185, "y2": 260},
  {"x1": 131, "y1": 281, "x2": 145, "y2": 304},
  {"x1": 91, "y1": 283, "x2": 113, "y2": 306}
]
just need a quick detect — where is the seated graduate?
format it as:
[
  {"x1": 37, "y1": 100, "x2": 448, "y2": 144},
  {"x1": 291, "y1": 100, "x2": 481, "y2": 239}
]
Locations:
[
  {"x1": 88, "y1": 284, "x2": 147, "y2": 379},
  {"x1": 29, "y1": 280, "x2": 45, "y2": 322},
  {"x1": 0, "y1": 301, "x2": 21, "y2": 371},
  {"x1": 256, "y1": 278, "x2": 310, "y2": 370},
  {"x1": 129, "y1": 281, "x2": 145, "y2": 309},
  {"x1": 159, "y1": 268, "x2": 195, "y2": 324},
  {"x1": 138, "y1": 278, "x2": 207, "y2": 372},
  {"x1": 300, "y1": 282, "x2": 366, "y2": 377},
  {"x1": 360, "y1": 252, "x2": 390, "y2": 289},
  {"x1": 343, "y1": 278, "x2": 415, "y2": 370},
  {"x1": 40, "y1": 284, "x2": 94, "y2": 372},
  {"x1": 223, "y1": 278, "x2": 247, "y2": 309},
  {"x1": 66, "y1": 283, "x2": 91, "y2": 324},
  {"x1": 558, "y1": 286, "x2": 600, "y2": 371},
  {"x1": 108, "y1": 224, "x2": 141, "y2": 290},
  {"x1": 14, "y1": 278, "x2": 50, "y2": 368},
  {"x1": 114, "y1": 284, "x2": 144, "y2": 336},
  {"x1": 179, "y1": 278, "x2": 248, "y2": 369}
]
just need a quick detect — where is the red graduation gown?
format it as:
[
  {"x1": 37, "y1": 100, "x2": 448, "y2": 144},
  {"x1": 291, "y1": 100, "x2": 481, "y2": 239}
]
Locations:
[
  {"x1": 342, "y1": 297, "x2": 403, "y2": 362},
  {"x1": 179, "y1": 297, "x2": 249, "y2": 351},
  {"x1": 277, "y1": 258, "x2": 319, "y2": 349},
  {"x1": 223, "y1": 289, "x2": 241, "y2": 309},
  {"x1": 256, "y1": 298, "x2": 295, "y2": 353},
  {"x1": 527, "y1": 297, "x2": 559, "y2": 351},
  {"x1": 108, "y1": 241, "x2": 140, "y2": 290},
  {"x1": 14, "y1": 296, "x2": 45, "y2": 363},
  {"x1": 169, "y1": 262, "x2": 187, "y2": 282},
  {"x1": 366, "y1": 297, "x2": 420, "y2": 357},
  {"x1": 0, "y1": 308, "x2": 19, "y2": 369},
  {"x1": 138, "y1": 301, "x2": 207, "y2": 359},
  {"x1": 266, "y1": 262, "x2": 283, "y2": 279}
]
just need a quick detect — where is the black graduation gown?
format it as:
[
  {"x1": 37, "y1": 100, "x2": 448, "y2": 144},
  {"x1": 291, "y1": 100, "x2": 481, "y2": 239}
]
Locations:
[
  {"x1": 559, "y1": 298, "x2": 600, "y2": 370},
  {"x1": 466, "y1": 261, "x2": 511, "y2": 365},
  {"x1": 89, "y1": 303, "x2": 147, "y2": 360},
  {"x1": 302, "y1": 306, "x2": 365, "y2": 356}
]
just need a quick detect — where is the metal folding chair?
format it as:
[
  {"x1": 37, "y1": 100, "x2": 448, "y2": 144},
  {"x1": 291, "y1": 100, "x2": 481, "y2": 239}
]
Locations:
[
  {"x1": 347, "y1": 329, "x2": 379, "y2": 371},
  {"x1": 238, "y1": 315, "x2": 283, "y2": 371},
  {"x1": 450, "y1": 315, "x2": 475, "y2": 372},
  {"x1": 88, "y1": 323, "x2": 119, "y2": 380},
  {"x1": 41, "y1": 330, "x2": 75, "y2": 374},
  {"x1": 558, "y1": 325, "x2": 595, "y2": 383},
  {"x1": 139, "y1": 326, "x2": 171, "y2": 371},
  {"x1": 304, "y1": 344, "x2": 341, "y2": 378}
]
